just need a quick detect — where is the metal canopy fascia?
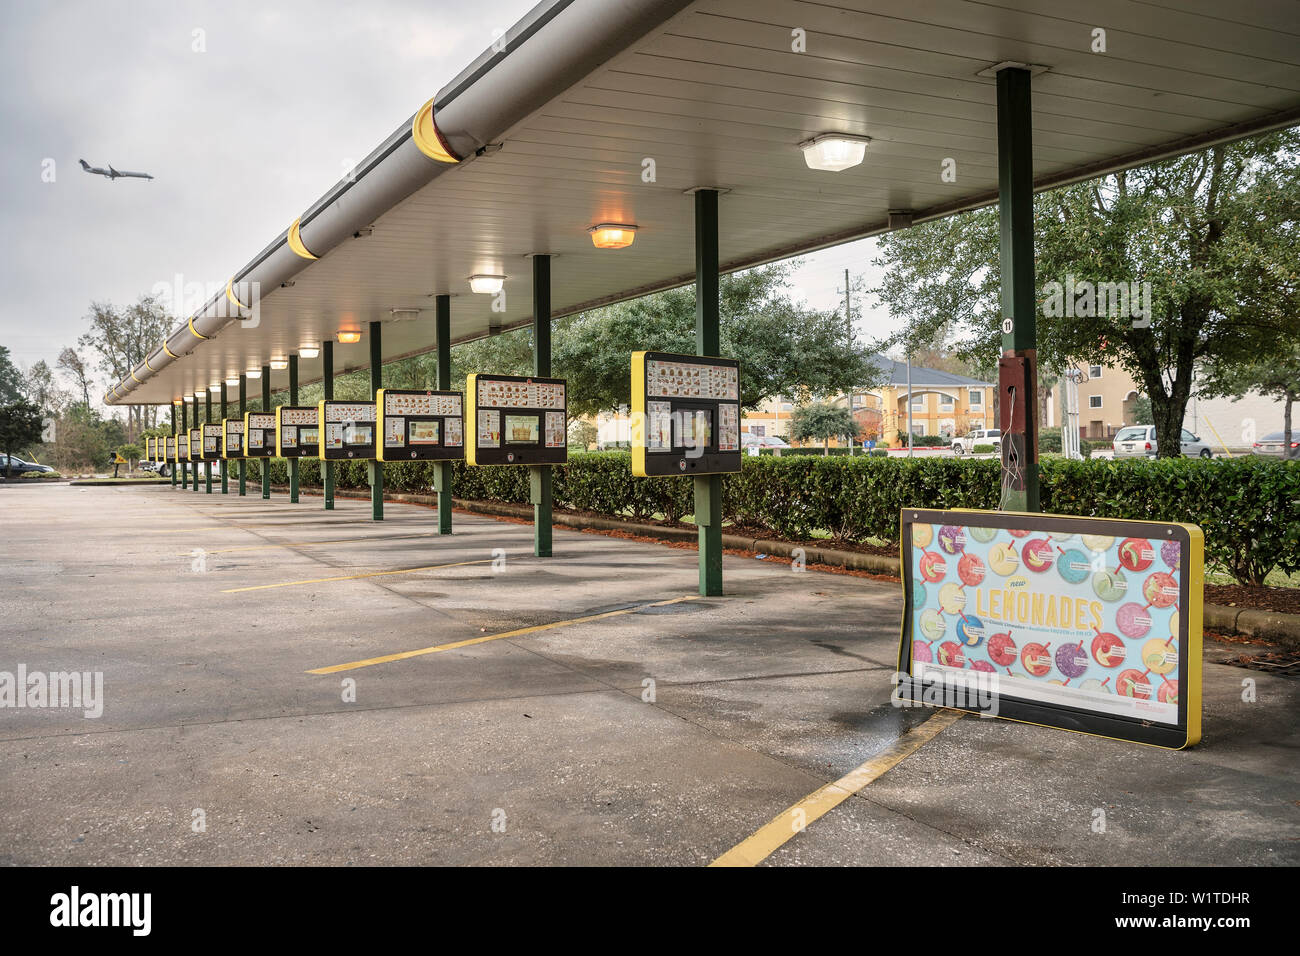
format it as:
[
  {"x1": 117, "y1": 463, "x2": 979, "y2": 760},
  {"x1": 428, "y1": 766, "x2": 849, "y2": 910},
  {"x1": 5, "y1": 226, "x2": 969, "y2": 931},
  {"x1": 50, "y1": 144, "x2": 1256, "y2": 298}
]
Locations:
[{"x1": 107, "y1": 0, "x2": 1300, "y2": 407}]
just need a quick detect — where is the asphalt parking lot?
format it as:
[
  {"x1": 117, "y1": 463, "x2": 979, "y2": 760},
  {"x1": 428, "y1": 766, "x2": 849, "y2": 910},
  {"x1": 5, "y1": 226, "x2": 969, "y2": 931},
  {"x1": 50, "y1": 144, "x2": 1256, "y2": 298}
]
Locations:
[{"x1": 1, "y1": 483, "x2": 1296, "y2": 866}]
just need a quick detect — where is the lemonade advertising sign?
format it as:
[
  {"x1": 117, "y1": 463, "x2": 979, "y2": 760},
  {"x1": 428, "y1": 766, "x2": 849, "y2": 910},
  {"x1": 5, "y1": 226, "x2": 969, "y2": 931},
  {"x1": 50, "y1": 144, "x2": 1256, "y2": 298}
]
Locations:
[{"x1": 897, "y1": 509, "x2": 1203, "y2": 749}]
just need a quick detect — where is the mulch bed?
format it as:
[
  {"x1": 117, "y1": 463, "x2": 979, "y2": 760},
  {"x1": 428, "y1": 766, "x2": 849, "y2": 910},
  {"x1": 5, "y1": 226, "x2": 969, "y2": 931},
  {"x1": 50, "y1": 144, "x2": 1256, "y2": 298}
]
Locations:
[{"x1": 1203, "y1": 584, "x2": 1300, "y2": 616}]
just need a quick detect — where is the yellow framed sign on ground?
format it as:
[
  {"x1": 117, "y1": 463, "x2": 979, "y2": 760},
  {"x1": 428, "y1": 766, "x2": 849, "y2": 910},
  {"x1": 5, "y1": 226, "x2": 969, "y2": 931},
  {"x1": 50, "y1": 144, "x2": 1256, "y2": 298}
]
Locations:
[
  {"x1": 222, "y1": 419, "x2": 244, "y2": 460},
  {"x1": 896, "y1": 508, "x2": 1203, "y2": 749},
  {"x1": 275, "y1": 406, "x2": 319, "y2": 459},
  {"x1": 630, "y1": 351, "x2": 741, "y2": 477},
  {"x1": 465, "y1": 373, "x2": 567, "y2": 466},
  {"x1": 318, "y1": 400, "x2": 377, "y2": 461},
  {"x1": 376, "y1": 388, "x2": 464, "y2": 462},
  {"x1": 243, "y1": 412, "x2": 275, "y2": 458}
]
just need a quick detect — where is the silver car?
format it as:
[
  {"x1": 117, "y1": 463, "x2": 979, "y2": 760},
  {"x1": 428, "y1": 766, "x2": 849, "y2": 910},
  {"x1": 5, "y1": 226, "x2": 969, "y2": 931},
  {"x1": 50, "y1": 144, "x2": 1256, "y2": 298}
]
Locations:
[
  {"x1": 1251, "y1": 431, "x2": 1300, "y2": 459},
  {"x1": 1112, "y1": 425, "x2": 1213, "y2": 459}
]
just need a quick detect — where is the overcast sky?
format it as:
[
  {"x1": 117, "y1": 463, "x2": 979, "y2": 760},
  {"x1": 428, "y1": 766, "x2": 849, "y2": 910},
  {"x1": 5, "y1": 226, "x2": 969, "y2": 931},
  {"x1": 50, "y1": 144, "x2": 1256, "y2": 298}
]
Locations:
[{"x1": 0, "y1": 0, "x2": 894, "y2": 404}]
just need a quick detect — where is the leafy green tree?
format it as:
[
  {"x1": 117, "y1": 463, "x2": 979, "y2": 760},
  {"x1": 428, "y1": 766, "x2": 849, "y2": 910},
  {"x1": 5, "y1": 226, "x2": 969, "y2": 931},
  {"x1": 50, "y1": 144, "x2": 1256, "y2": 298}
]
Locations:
[
  {"x1": 57, "y1": 347, "x2": 93, "y2": 408},
  {"x1": 872, "y1": 128, "x2": 1300, "y2": 458},
  {"x1": 0, "y1": 346, "x2": 24, "y2": 403},
  {"x1": 568, "y1": 419, "x2": 598, "y2": 450},
  {"x1": 791, "y1": 402, "x2": 860, "y2": 454},
  {"x1": 0, "y1": 400, "x2": 43, "y2": 477},
  {"x1": 1128, "y1": 393, "x2": 1154, "y2": 425}
]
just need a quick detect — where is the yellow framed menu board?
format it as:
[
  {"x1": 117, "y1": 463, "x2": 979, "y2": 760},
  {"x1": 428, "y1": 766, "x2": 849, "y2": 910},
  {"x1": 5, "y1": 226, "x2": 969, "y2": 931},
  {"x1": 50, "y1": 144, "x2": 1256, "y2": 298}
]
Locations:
[
  {"x1": 275, "y1": 406, "x2": 319, "y2": 459},
  {"x1": 222, "y1": 419, "x2": 244, "y2": 460},
  {"x1": 630, "y1": 351, "x2": 741, "y2": 477},
  {"x1": 243, "y1": 412, "x2": 275, "y2": 458},
  {"x1": 318, "y1": 400, "x2": 377, "y2": 461},
  {"x1": 465, "y1": 374, "x2": 567, "y2": 466},
  {"x1": 376, "y1": 389, "x2": 465, "y2": 462}
]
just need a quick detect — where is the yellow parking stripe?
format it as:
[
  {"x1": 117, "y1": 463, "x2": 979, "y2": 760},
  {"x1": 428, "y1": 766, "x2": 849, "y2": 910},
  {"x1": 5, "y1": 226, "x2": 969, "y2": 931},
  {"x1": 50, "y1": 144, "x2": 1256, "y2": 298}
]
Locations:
[
  {"x1": 307, "y1": 595, "x2": 701, "y2": 675},
  {"x1": 222, "y1": 558, "x2": 493, "y2": 593},
  {"x1": 710, "y1": 709, "x2": 965, "y2": 867}
]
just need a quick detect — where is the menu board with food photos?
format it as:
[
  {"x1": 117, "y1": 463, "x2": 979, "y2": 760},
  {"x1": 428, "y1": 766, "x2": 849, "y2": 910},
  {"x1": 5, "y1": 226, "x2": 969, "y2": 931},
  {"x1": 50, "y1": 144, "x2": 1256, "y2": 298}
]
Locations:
[
  {"x1": 145, "y1": 437, "x2": 155, "y2": 461},
  {"x1": 275, "y1": 406, "x2": 319, "y2": 459},
  {"x1": 176, "y1": 432, "x2": 188, "y2": 461},
  {"x1": 897, "y1": 508, "x2": 1204, "y2": 750},
  {"x1": 631, "y1": 351, "x2": 742, "y2": 477},
  {"x1": 375, "y1": 388, "x2": 465, "y2": 462},
  {"x1": 166, "y1": 435, "x2": 177, "y2": 462},
  {"x1": 188, "y1": 428, "x2": 202, "y2": 460},
  {"x1": 222, "y1": 419, "x2": 244, "y2": 459},
  {"x1": 243, "y1": 412, "x2": 276, "y2": 458},
  {"x1": 318, "y1": 400, "x2": 377, "y2": 461},
  {"x1": 202, "y1": 424, "x2": 223, "y2": 460},
  {"x1": 465, "y1": 373, "x2": 567, "y2": 466}
]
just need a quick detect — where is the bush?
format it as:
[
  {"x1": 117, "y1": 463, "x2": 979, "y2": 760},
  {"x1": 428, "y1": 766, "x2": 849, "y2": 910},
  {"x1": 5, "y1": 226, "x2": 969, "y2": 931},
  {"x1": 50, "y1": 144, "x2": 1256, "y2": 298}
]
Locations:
[
  {"x1": 239, "y1": 451, "x2": 1300, "y2": 584},
  {"x1": 19, "y1": 470, "x2": 60, "y2": 479},
  {"x1": 972, "y1": 444, "x2": 996, "y2": 454}
]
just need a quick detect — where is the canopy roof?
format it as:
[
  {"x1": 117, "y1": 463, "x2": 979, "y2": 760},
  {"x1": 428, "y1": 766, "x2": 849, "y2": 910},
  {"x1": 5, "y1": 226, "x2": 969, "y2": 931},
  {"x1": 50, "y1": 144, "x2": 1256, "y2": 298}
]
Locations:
[{"x1": 107, "y1": 0, "x2": 1300, "y2": 407}]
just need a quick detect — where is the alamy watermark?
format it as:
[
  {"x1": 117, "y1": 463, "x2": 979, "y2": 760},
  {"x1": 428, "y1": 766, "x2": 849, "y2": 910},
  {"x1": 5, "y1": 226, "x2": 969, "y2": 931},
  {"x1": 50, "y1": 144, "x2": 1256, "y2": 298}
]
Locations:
[
  {"x1": 891, "y1": 668, "x2": 1000, "y2": 717},
  {"x1": 1042, "y1": 274, "x2": 1151, "y2": 328},
  {"x1": 0, "y1": 666, "x2": 103, "y2": 718}
]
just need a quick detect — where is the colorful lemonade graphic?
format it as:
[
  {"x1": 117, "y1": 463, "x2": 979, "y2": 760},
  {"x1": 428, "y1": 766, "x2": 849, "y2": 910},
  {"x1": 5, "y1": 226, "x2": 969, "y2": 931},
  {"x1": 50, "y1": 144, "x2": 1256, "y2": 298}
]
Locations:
[
  {"x1": 1021, "y1": 538, "x2": 1055, "y2": 573},
  {"x1": 1116, "y1": 669, "x2": 1152, "y2": 699},
  {"x1": 912, "y1": 523, "x2": 933, "y2": 549},
  {"x1": 1055, "y1": 641, "x2": 1090, "y2": 681},
  {"x1": 956, "y1": 614, "x2": 985, "y2": 648},
  {"x1": 1021, "y1": 642, "x2": 1053, "y2": 677},
  {"x1": 937, "y1": 525, "x2": 966, "y2": 555},
  {"x1": 1057, "y1": 548, "x2": 1091, "y2": 585},
  {"x1": 1143, "y1": 571, "x2": 1179, "y2": 608},
  {"x1": 938, "y1": 582, "x2": 966, "y2": 614},
  {"x1": 957, "y1": 553, "x2": 986, "y2": 586},
  {"x1": 1116, "y1": 602, "x2": 1152, "y2": 639},
  {"x1": 1090, "y1": 632, "x2": 1126, "y2": 668},
  {"x1": 918, "y1": 609, "x2": 946, "y2": 641},
  {"x1": 1118, "y1": 537, "x2": 1155, "y2": 573},
  {"x1": 1092, "y1": 568, "x2": 1127, "y2": 602},
  {"x1": 937, "y1": 642, "x2": 967, "y2": 668},
  {"x1": 919, "y1": 551, "x2": 947, "y2": 583},
  {"x1": 988, "y1": 542, "x2": 1019, "y2": 576},
  {"x1": 987, "y1": 631, "x2": 1017, "y2": 667}
]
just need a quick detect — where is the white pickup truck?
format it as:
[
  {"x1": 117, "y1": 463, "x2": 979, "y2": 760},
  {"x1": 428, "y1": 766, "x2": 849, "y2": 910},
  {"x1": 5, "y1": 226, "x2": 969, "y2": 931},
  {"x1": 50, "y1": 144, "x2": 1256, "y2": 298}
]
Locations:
[{"x1": 951, "y1": 428, "x2": 1002, "y2": 456}]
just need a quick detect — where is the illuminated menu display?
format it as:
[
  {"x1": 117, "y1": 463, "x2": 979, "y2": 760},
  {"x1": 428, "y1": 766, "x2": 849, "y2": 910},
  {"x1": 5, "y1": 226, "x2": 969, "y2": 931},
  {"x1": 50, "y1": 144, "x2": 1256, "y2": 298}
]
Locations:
[
  {"x1": 465, "y1": 374, "x2": 567, "y2": 466},
  {"x1": 376, "y1": 389, "x2": 465, "y2": 462},
  {"x1": 632, "y1": 351, "x2": 742, "y2": 477}
]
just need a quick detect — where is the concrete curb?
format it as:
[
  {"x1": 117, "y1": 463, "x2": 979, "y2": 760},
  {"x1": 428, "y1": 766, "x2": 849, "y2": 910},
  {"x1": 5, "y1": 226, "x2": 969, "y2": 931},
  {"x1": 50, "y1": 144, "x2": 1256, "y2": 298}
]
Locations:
[{"x1": 264, "y1": 484, "x2": 1300, "y2": 645}]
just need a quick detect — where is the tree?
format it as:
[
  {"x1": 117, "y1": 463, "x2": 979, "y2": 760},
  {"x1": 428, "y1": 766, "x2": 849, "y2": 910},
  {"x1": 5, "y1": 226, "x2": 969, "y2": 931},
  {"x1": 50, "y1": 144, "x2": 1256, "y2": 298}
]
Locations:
[
  {"x1": 871, "y1": 128, "x2": 1300, "y2": 458},
  {"x1": 568, "y1": 419, "x2": 598, "y2": 450},
  {"x1": 791, "y1": 402, "x2": 860, "y2": 454},
  {"x1": 0, "y1": 400, "x2": 43, "y2": 477},
  {"x1": 78, "y1": 295, "x2": 172, "y2": 438},
  {"x1": 22, "y1": 360, "x2": 68, "y2": 415},
  {"x1": 57, "y1": 347, "x2": 93, "y2": 408},
  {"x1": 0, "y1": 346, "x2": 24, "y2": 404}
]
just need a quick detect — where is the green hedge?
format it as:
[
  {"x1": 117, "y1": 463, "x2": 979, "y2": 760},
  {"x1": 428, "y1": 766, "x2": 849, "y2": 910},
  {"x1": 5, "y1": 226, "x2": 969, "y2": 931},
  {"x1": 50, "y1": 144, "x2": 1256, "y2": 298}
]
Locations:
[{"x1": 240, "y1": 453, "x2": 1300, "y2": 584}]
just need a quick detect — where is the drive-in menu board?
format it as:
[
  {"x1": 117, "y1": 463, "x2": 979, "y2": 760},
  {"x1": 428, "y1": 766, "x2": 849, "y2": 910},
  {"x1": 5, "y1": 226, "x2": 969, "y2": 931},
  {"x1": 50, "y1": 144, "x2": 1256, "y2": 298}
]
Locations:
[
  {"x1": 631, "y1": 351, "x2": 742, "y2": 477},
  {"x1": 145, "y1": 437, "x2": 156, "y2": 462},
  {"x1": 166, "y1": 436, "x2": 177, "y2": 462},
  {"x1": 318, "y1": 400, "x2": 377, "y2": 461},
  {"x1": 201, "y1": 424, "x2": 223, "y2": 460},
  {"x1": 275, "y1": 406, "x2": 319, "y2": 459},
  {"x1": 375, "y1": 388, "x2": 465, "y2": 462},
  {"x1": 176, "y1": 431, "x2": 188, "y2": 461},
  {"x1": 465, "y1": 373, "x2": 567, "y2": 466},
  {"x1": 222, "y1": 419, "x2": 244, "y2": 459},
  {"x1": 188, "y1": 428, "x2": 202, "y2": 460},
  {"x1": 897, "y1": 508, "x2": 1203, "y2": 749},
  {"x1": 243, "y1": 412, "x2": 276, "y2": 458}
]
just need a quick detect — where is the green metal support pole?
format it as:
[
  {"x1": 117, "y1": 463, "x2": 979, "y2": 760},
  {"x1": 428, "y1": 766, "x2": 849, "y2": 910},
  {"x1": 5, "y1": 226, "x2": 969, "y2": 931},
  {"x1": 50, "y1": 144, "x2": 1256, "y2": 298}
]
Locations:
[
  {"x1": 261, "y1": 366, "x2": 271, "y2": 499},
  {"x1": 370, "y1": 321, "x2": 383, "y2": 521},
  {"x1": 996, "y1": 66, "x2": 1040, "y2": 512},
  {"x1": 204, "y1": 390, "x2": 213, "y2": 494},
  {"x1": 170, "y1": 404, "x2": 177, "y2": 487},
  {"x1": 289, "y1": 355, "x2": 299, "y2": 504},
  {"x1": 530, "y1": 255, "x2": 552, "y2": 557},
  {"x1": 323, "y1": 341, "x2": 334, "y2": 511},
  {"x1": 180, "y1": 401, "x2": 187, "y2": 488},
  {"x1": 694, "y1": 188, "x2": 723, "y2": 596},
  {"x1": 238, "y1": 375, "x2": 247, "y2": 496},
  {"x1": 434, "y1": 294, "x2": 453, "y2": 535},
  {"x1": 220, "y1": 382, "x2": 229, "y2": 494}
]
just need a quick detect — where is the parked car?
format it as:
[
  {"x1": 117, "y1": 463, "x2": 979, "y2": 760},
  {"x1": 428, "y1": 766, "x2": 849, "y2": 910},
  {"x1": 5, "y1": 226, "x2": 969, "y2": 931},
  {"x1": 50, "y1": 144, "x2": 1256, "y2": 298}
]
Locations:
[
  {"x1": 1112, "y1": 425, "x2": 1212, "y2": 458},
  {"x1": 1251, "y1": 431, "x2": 1300, "y2": 459},
  {"x1": 0, "y1": 454, "x2": 54, "y2": 476},
  {"x1": 139, "y1": 459, "x2": 172, "y2": 478},
  {"x1": 742, "y1": 433, "x2": 790, "y2": 449},
  {"x1": 951, "y1": 428, "x2": 1001, "y2": 455}
]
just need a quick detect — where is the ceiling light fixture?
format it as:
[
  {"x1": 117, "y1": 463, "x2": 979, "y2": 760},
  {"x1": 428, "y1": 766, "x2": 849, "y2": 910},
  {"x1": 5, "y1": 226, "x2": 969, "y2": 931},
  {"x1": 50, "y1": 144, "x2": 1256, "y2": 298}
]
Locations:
[
  {"x1": 588, "y1": 223, "x2": 638, "y2": 249},
  {"x1": 337, "y1": 330, "x2": 363, "y2": 344},
  {"x1": 270, "y1": 360, "x2": 288, "y2": 371},
  {"x1": 389, "y1": 308, "x2": 420, "y2": 321},
  {"x1": 184, "y1": 395, "x2": 195, "y2": 402},
  {"x1": 298, "y1": 347, "x2": 320, "y2": 359},
  {"x1": 246, "y1": 369, "x2": 262, "y2": 379},
  {"x1": 225, "y1": 377, "x2": 240, "y2": 386},
  {"x1": 468, "y1": 274, "x2": 506, "y2": 295},
  {"x1": 798, "y1": 133, "x2": 871, "y2": 172},
  {"x1": 209, "y1": 384, "x2": 222, "y2": 393}
]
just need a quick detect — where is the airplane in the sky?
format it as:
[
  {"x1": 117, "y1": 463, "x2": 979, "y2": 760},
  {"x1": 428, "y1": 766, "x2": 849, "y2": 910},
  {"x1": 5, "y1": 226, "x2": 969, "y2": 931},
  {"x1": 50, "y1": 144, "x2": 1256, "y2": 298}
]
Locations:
[{"x1": 79, "y1": 159, "x2": 154, "y2": 181}]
